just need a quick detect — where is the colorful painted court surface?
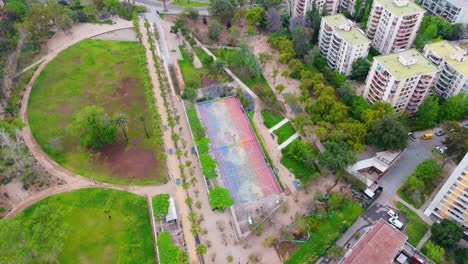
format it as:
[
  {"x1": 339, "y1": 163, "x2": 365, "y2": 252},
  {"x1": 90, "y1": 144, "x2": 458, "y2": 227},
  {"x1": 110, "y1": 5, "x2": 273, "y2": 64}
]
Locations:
[{"x1": 197, "y1": 97, "x2": 282, "y2": 204}]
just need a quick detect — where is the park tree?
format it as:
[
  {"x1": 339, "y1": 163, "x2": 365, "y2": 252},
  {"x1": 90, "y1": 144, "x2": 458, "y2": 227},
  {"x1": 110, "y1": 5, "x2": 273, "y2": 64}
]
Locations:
[
  {"x1": 5, "y1": 1, "x2": 27, "y2": 21},
  {"x1": 349, "y1": 95, "x2": 370, "y2": 120},
  {"x1": 177, "y1": 251, "x2": 189, "y2": 264},
  {"x1": 196, "y1": 244, "x2": 207, "y2": 256},
  {"x1": 245, "y1": 6, "x2": 264, "y2": 26},
  {"x1": 416, "y1": 96, "x2": 439, "y2": 128},
  {"x1": 272, "y1": 37, "x2": 295, "y2": 63},
  {"x1": 275, "y1": 84, "x2": 286, "y2": 93},
  {"x1": 112, "y1": 113, "x2": 129, "y2": 142},
  {"x1": 207, "y1": 20, "x2": 223, "y2": 40},
  {"x1": 0, "y1": 205, "x2": 69, "y2": 263},
  {"x1": 430, "y1": 219, "x2": 464, "y2": 249},
  {"x1": 227, "y1": 26, "x2": 241, "y2": 45},
  {"x1": 208, "y1": 186, "x2": 234, "y2": 210},
  {"x1": 281, "y1": 69, "x2": 290, "y2": 82},
  {"x1": 210, "y1": 0, "x2": 234, "y2": 22},
  {"x1": 367, "y1": 115, "x2": 408, "y2": 150},
  {"x1": 406, "y1": 175, "x2": 424, "y2": 190},
  {"x1": 182, "y1": 87, "x2": 198, "y2": 101},
  {"x1": 233, "y1": 7, "x2": 247, "y2": 26},
  {"x1": 271, "y1": 69, "x2": 280, "y2": 84},
  {"x1": 318, "y1": 141, "x2": 357, "y2": 172},
  {"x1": 413, "y1": 158, "x2": 444, "y2": 180},
  {"x1": 183, "y1": 7, "x2": 199, "y2": 20},
  {"x1": 328, "y1": 246, "x2": 344, "y2": 260},
  {"x1": 360, "y1": 101, "x2": 395, "y2": 126},
  {"x1": 336, "y1": 81, "x2": 357, "y2": 103},
  {"x1": 211, "y1": 59, "x2": 227, "y2": 73},
  {"x1": 266, "y1": 8, "x2": 281, "y2": 32},
  {"x1": 250, "y1": 217, "x2": 265, "y2": 236},
  {"x1": 455, "y1": 248, "x2": 468, "y2": 264},
  {"x1": 258, "y1": 52, "x2": 272, "y2": 67},
  {"x1": 422, "y1": 240, "x2": 445, "y2": 264},
  {"x1": 438, "y1": 92, "x2": 468, "y2": 121},
  {"x1": 350, "y1": 57, "x2": 370, "y2": 81},
  {"x1": 288, "y1": 58, "x2": 304, "y2": 76},
  {"x1": 292, "y1": 27, "x2": 313, "y2": 58},
  {"x1": 442, "y1": 121, "x2": 468, "y2": 162},
  {"x1": 306, "y1": 0, "x2": 321, "y2": 43},
  {"x1": 314, "y1": 56, "x2": 327, "y2": 69},
  {"x1": 69, "y1": 106, "x2": 116, "y2": 148}
]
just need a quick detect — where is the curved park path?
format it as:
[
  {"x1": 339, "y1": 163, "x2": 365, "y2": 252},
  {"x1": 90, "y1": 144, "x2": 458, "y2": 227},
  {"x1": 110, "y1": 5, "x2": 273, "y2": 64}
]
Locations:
[{"x1": 7, "y1": 18, "x2": 176, "y2": 219}]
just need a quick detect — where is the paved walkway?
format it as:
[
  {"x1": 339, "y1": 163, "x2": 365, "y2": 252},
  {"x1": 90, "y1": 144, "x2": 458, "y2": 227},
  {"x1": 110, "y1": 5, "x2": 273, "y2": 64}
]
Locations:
[
  {"x1": 268, "y1": 118, "x2": 289, "y2": 133},
  {"x1": 391, "y1": 195, "x2": 434, "y2": 225},
  {"x1": 277, "y1": 132, "x2": 299, "y2": 150},
  {"x1": 417, "y1": 230, "x2": 432, "y2": 249}
]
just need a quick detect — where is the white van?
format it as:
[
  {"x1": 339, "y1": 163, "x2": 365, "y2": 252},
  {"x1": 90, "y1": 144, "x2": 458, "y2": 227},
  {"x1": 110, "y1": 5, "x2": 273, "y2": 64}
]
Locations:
[{"x1": 389, "y1": 218, "x2": 403, "y2": 229}]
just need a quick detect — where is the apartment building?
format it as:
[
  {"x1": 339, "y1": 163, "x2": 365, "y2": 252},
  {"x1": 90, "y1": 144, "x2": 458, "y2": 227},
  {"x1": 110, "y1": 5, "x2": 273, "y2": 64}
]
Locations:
[
  {"x1": 318, "y1": 14, "x2": 371, "y2": 76},
  {"x1": 340, "y1": 0, "x2": 365, "y2": 16},
  {"x1": 293, "y1": 0, "x2": 340, "y2": 19},
  {"x1": 365, "y1": 0, "x2": 425, "y2": 54},
  {"x1": 363, "y1": 49, "x2": 438, "y2": 113},
  {"x1": 418, "y1": 0, "x2": 468, "y2": 24},
  {"x1": 423, "y1": 41, "x2": 468, "y2": 98},
  {"x1": 424, "y1": 153, "x2": 468, "y2": 234}
]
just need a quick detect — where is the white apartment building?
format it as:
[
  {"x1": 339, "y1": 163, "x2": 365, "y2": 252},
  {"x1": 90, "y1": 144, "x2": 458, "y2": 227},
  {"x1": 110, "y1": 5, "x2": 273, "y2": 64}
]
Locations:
[
  {"x1": 419, "y1": 0, "x2": 468, "y2": 24},
  {"x1": 293, "y1": 0, "x2": 340, "y2": 19},
  {"x1": 423, "y1": 41, "x2": 468, "y2": 98},
  {"x1": 363, "y1": 49, "x2": 438, "y2": 113},
  {"x1": 318, "y1": 14, "x2": 370, "y2": 76},
  {"x1": 365, "y1": 0, "x2": 425, "y2": 54},
  {"x1": 425, "y1": 153, "x2": 468, "y2": 234}
]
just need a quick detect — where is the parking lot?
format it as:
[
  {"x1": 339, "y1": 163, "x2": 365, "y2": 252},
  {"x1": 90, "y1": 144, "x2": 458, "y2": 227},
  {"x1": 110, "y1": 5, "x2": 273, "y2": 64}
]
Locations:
[{"x1": 411, "y1": 120, "x2": 468, "y2": 154}]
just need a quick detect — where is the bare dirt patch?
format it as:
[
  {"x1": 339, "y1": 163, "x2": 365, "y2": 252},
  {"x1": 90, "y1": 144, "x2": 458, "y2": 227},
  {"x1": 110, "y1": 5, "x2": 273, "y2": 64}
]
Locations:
[{"x1": 93, "y1": 136, "x2": 164, "y2": 182}]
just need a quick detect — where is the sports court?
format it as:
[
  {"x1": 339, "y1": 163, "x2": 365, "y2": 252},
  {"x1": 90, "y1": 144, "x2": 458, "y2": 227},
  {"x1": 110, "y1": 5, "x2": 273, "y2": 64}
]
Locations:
[{"x1": 197, "y1": 97, "x2": 282, "y2": 204}]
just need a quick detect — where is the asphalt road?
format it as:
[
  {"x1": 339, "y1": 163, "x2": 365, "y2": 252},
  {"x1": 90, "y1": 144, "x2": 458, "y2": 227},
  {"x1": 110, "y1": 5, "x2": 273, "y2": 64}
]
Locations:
[{"x1": 136, "y1": 0, "x2": 210, "y2": 11}]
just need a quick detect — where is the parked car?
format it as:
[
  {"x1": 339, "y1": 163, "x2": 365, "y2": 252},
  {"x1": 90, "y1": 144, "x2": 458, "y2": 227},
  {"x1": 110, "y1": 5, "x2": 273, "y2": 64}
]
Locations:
[
  {"x1": 436, "y1": 146, "x2": 447, "y2": 154},
  {"x1": 436, "y1": 130, "x2": 446, "y2": 136},
  {"x1": 387, "y1": 210, "x2": 398, "y2": 219},
  {"x1": 389, "y1": 218, "x2": 403, "y2": 229},
  {"x1": 422, "y1": 133, "x2": 434, "y2": 140},
  {"x1": 408, "y1": 132, "x2": 416, "y2": 141}
]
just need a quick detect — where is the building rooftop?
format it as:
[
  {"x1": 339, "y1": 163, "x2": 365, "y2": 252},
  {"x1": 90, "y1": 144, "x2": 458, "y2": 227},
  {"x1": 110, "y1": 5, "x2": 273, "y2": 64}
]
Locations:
[
  {"x1": 376, "y1": 0, "x2": 425, "y2": 16},
  {"x1": 376, "y1": 49, "x2": 438, "y2": 79},
  {"x1": 426, "y1": 40, "x2": 468, "y2": 77},
  {"x1": 323, "y1": 14, "x2": 370, "y2": 45},
  {"x1": 341, "y1": 219, "x2": 407, "y2": 264}
]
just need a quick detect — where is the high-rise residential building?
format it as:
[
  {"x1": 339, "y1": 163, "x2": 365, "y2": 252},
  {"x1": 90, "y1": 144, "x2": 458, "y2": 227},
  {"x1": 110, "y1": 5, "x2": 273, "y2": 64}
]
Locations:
[
  {"x1": 365, "y1": 0, "x2": 425, "y2": 54},
  {"x1": 318, "y1": 14, "x2": 371, "y2": 76},
  {"x1": 293, "y1": 0, "x2": 340, "y2": 20},
  {"x1": 424, "y1": 153, "x2": 468, "y2": 234},
  {"x1": 418, "y1": 0, "x2": 468, "y2": 24},
  {"x1": 363, "y1": 49, "x2": 438, "y2": 113},
  {"x1": 340, "y1": 0, "x2": 366, "y2": 16},
  {"x1": 423, "y1": 41, "x2": 468, "y2": 98}
]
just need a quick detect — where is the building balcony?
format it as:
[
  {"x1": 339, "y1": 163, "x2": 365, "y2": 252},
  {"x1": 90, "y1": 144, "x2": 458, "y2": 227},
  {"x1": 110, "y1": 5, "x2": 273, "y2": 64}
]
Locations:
[
  {"x1": 320, "y1": 47, "x2": 329, "y2": 56},
  {"x1": 441, "y1": 67, "x2": 455, "y2": 78},
  {"x1": 437, "y1": 77, "x2": 450, "y2": 88},
  {"x1": 415, "y1": 87, "x2": 427, "y2": 93},
  {"x1": 327, "y1": 59, "x2": 337, "y2": 69},
  {"x1": 410, "y1": 97, "x2": 422, "y2": 104}
]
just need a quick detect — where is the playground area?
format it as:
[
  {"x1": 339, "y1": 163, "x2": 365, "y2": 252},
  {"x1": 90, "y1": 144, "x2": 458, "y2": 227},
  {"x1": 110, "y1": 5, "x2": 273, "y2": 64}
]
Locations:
[{"x1": 196, "y1": 97, "x2": 282, "y2": 204}]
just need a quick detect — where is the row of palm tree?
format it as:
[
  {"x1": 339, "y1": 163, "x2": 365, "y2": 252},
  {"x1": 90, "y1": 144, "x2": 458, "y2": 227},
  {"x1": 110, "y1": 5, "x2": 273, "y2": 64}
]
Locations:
[{"x1": 112, "y1": 113, "x2": 150, "y2": 142}]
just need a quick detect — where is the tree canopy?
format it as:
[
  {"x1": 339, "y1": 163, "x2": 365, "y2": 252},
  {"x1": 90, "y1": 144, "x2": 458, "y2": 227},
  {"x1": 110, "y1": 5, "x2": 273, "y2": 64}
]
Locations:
[
  {"x1": 413, "y1": 158, "x2": 444, "y2": 180},
  {"x1": 416, "y1": 96, "x2": 439, "y2": 129},
  {"x1": 350, "y1": 58, "x2": 370, "y2": 81},
  {"x1": 68, "y1": 106, "x2": 117, "y2": 148},
  {"x1": 442, "y1": 121, "x2": 468, "y2": 162},
  {"x1": 152, "y1": 194, "x2": 170, "y2": 221},
  {"x1": 318, "y1": 141, "x2": 357, "y2": 172},
  {"x1": 208, "y1": 186, "x2": 234, "y2": 210},
  {"x1": 430, "y1": 219, "x2": 464, "y2": 249},
  {"x1": 367, "y1": 115, "x2": 408, "y2": 150},
  {"x1": 422, "y1": 240, "x2": 445, "y2": 264},
  {"x1": 209, "y1": 0, "x2": 234, "y2": 22}
]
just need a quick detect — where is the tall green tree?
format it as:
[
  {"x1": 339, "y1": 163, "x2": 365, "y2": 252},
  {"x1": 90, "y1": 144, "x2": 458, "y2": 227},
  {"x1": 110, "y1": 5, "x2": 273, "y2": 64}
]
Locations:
[
  {"x1": 207, "y1": 20, "x2": 223, "y2": 40},
  {"x1": 413, "y1": 158, "x2": 444, "y2": 180},
  {"x1": 438, "y1": 92, "x2": 468, "y2": 121},
  {"x1": 442, "y1": 121, "x2": 468, "y2": 162},
  {"x1": 367, "y1": 115, "x2": 408, "y2": 150},
  {"x1": 318, "y1": 141, "x2": 357, "y2": 172},
  {"x1": 208, "y1": 186, "x2": 234, "y2": 210},
  {"x1": 422, "y1": 240, "x2": 445, "y2": 264},
  {"x1": 350, "y1": 58, "x2": 370, "y2": 81},
  {"x1": 68, "y1": 106, "x2": 117, "y2": 148},
  {"x1": 210, "y1": 0, "x2": 234, "y2": 22},
  {"x1": 416, "y1": 96, "x2": 439, "y2": 128},
  {"x1": 113, "y1": 113, "x2": 129, "y2": 142},
  {"x1": 360, "y1": 101, "x2": 394, "y2": 126},
  {"x1": 430, "y1": 219, "x2": 463, "y2": 249}
]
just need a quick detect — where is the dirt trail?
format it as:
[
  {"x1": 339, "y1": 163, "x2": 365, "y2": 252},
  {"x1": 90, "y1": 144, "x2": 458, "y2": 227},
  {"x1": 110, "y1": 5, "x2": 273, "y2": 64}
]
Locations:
[{"x1": 140, "y1": 24, "x2": 199, "y2": 263}]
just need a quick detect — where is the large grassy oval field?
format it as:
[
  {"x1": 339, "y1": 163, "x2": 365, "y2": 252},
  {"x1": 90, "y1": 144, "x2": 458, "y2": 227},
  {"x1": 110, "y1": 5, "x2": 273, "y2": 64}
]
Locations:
[
  {"x1": 28, "y1": 39, "x2": 164, "y2": 185},
  {"x1": 19, "y1": 188, "x2": 155, "y2": 263}
]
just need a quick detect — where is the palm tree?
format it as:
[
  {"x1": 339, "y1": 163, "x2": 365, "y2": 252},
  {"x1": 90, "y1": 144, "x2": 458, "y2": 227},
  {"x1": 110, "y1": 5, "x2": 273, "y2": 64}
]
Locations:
[
  {"x1": 211, "y1": 59, "x2": 228, "y2": 74},
  {"x1": 139, "y1": 114, "x2": 149, "y2": 138},
  {"x1": 113, "y1": 113, "x2": 129, "y2": 142}
]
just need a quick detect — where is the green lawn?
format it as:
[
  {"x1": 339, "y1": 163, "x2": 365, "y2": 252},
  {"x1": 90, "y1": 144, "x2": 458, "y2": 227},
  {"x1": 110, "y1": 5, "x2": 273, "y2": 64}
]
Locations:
[
  {"x1": 19, "y1": 188, "x2": 155, "y2": 263},
  {"x1": 285, "y1": 200, "x2": 363, "y2": 263},
  {"x1": 170, "y1": 0, "x2": 210, "y2": 7},
  {"x1": 261, "y1": 108, "x2": 285, "y2": 129},
  {"x1": 274, "y1": 122, "x2": 296, "y2": 144},
  {"x1": 281, "y1": 138, "x2": 319, "y2": 184},
  {"x1": 396, "y1": 202, "x2": 430, "y2": 247},
  {"x1": 178, "y1": 46, "x2": 229, "y2": 87},
  {"x1": 397, "y1": 180, "x2": 438, "y2": 209},
  {"x1": 28, "y1": 39, "x2": 164, "y2": 185}
]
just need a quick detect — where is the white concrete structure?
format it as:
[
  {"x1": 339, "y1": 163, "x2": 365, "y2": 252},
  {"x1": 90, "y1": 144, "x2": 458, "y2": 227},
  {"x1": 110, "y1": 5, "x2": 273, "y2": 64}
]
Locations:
[
  {"x1": 423, "y1": 41, "x2": 468, "y2": 98},
  {"x1": 425, "y1": 153, "x2": 468, "y2": 234},
  {"x1": 363, "y1": 49, "x2": 438, "y2": 113},
  {"x1": 365, "y1": 0, "x2": 425, "y2": 54},
  {"x1": 418, "y1": 0, "x2": 468, "y2": 24},
  {"x1": 293, "y1": 0, "x2": 340, "y2": 20},
  {"x1": 318, "y1": 14, "x2": 371, "y2": 76}
]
